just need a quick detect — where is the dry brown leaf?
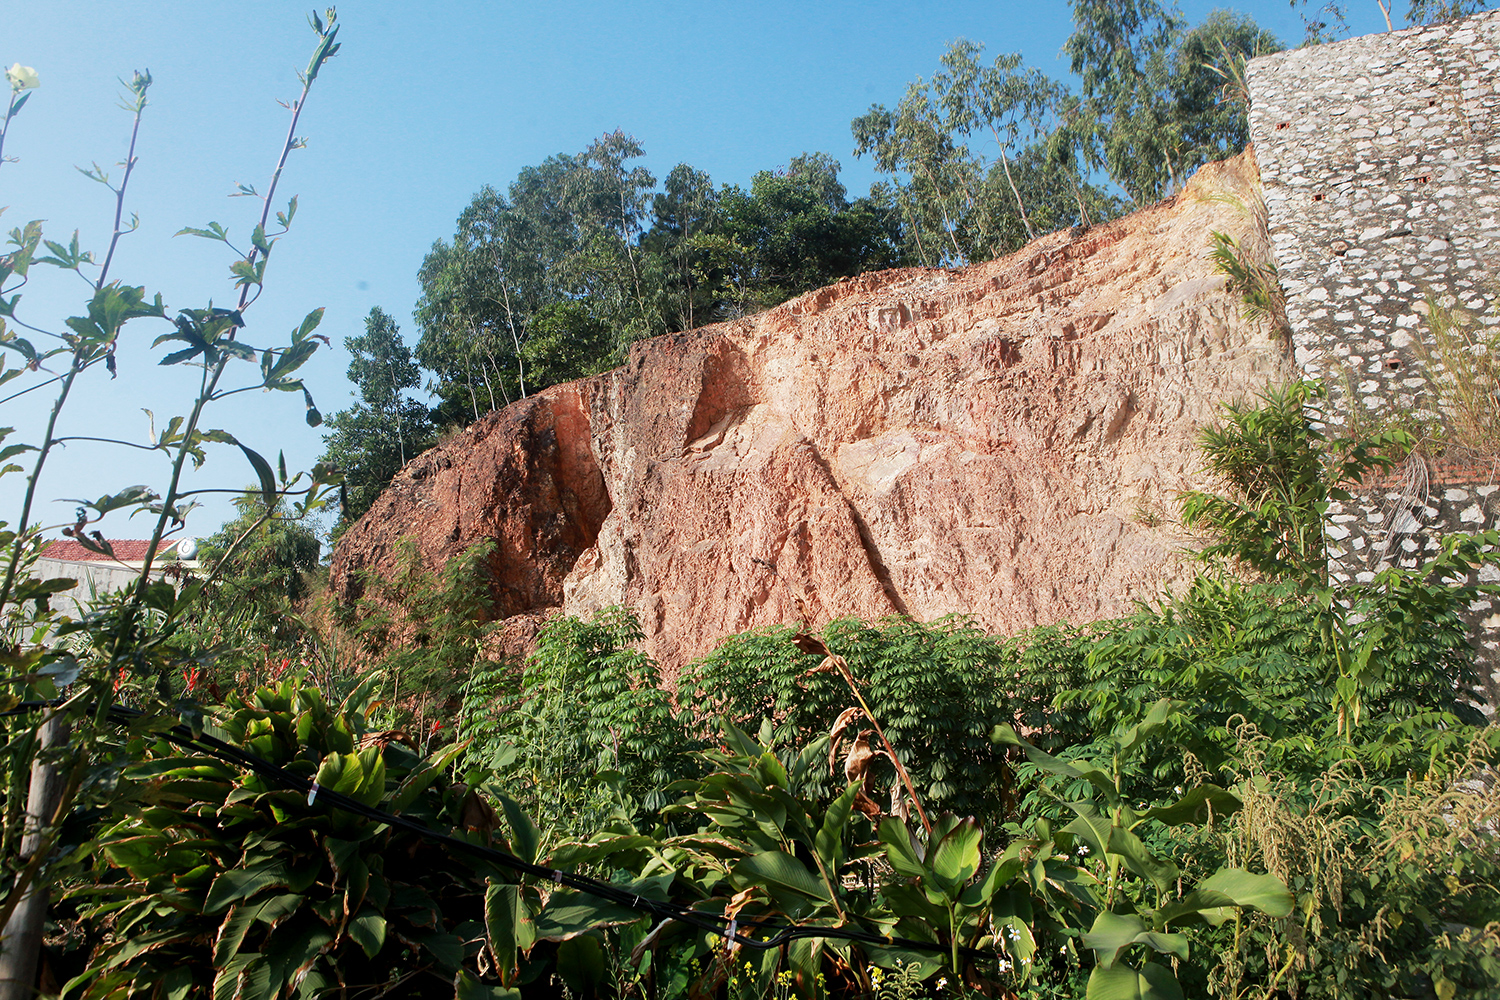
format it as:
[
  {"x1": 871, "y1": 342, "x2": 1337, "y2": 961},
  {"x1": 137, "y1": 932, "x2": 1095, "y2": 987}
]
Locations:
[
  {"x1": 844, "y1": 730, "x2": 890, "y2": 793},
  {"x1": 791, "y1": 632, "x2": 829, "y2": 656},
  {"x1": 828, "y1": 707, "x2": 864, "y2": 775},
  {"x1": 461, "y1": 788, "x2": 500, "y2": 836},
  {"x1": 357, "y1": 730, "x2": 413, "y2": 751},
  {"x1": 853, "y1": 789, "x2": 883, "y2": 820},
  {"x1": 726, "y1": 887, "x2": 758, "y2": 920},
  {"x1": 889, "y1": 773, "x2": 910, "y2": 824}
]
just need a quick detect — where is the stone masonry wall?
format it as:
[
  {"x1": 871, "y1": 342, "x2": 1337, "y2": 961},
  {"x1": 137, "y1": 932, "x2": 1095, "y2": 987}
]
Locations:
[{"x1": 1247, "y1": 13, "x2": 1500, "y2": 709}]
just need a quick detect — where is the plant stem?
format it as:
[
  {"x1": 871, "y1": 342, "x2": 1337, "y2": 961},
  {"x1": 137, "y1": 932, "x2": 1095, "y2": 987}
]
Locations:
[
  {"x1": 827, "y1": 653, "x2": 933, "y2": 838},
  {"x1": 234, "y1": 79, "x2": 313, "y2": 319},
  {"x1": 0, "y1": 90, "x2": 18, "y2": 172},
  {"x1": 96, "y1": 100, "x2": 146, "y2": 287}
]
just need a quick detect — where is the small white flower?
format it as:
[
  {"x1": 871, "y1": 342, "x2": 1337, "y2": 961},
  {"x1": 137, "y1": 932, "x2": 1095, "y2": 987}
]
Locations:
[
  {"x1": 1077, "y1": 845, "x2": 1090, "y2": 857},
  {"x1": 6, "y1": 64, "x2": 39, "y2": 92},
  {"x1": 937, "y1": 977, "x2": 948, "y2": 989},
  {"x1": 1174, "y1": 785, "x2": 1183, "y2": 795}
]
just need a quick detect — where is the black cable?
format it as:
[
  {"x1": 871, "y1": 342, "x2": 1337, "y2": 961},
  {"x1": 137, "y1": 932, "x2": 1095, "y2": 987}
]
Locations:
[{"x1": 6, "y1": 700, "x2": 997, "y2": 964}]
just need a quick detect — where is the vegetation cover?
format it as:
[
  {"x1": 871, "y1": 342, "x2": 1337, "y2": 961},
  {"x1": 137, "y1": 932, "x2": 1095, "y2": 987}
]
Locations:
[{"x1": 1, "y1": 4, "x2": 1497, "y2": 999}]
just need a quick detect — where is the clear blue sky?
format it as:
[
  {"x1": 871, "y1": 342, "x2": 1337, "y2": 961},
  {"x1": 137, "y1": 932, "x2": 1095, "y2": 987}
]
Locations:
[{"x1": 3, "y1": 1, "x2": 1389, "y2": 544}]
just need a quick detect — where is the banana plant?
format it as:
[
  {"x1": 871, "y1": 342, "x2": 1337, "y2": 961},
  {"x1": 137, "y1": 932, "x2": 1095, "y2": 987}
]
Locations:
[{"x1": 994, "y1": 698, "x2": 1294, "y2": 1000}]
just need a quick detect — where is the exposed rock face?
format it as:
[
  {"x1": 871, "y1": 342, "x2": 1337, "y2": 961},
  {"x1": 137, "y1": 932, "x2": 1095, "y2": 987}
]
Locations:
[{"x1": 331, "y1": 152, "x2": 1290, "y2": 677}]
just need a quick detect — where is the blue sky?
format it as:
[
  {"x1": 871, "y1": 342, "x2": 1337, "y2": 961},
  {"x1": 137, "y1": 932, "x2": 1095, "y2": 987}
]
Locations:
[{"x1": 3, "y1": 1, "x2": 1389, "y2": 543}]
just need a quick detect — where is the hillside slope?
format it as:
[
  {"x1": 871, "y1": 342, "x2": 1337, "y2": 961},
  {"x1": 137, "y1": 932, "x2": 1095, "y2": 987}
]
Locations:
[{"x1": 330, "y1": 151, "x2": 1290, "y2": 676}]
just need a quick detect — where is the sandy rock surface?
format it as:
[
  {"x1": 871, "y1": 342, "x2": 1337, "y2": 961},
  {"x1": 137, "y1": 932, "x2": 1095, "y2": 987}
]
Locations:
[{"x1": 331, "y1": 152, "x2": 1290, "y2": 677}]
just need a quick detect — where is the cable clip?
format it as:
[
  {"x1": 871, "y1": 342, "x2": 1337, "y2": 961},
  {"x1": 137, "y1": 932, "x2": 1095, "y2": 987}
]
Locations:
[
  {"x1": 306, "y1": 782, "x2": 320, "y2": 806},
  {"x1": 726, "y1": 918, "x2": 737, "y2": 949},
  {"x1": 551, "y1": 869, "x2": 563, "y2": 885}
]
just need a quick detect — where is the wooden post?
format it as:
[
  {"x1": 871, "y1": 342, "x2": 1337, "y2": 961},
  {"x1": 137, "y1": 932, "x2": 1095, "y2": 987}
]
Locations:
[{"x1": 0, "y1": 712, "x2": 68, "y2": 1000}]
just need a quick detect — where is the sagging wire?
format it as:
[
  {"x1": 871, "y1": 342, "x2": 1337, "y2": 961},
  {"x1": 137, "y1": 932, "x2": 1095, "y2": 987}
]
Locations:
[{"x1": 4, "y1": 700, "x2": 997, "y2": 966}]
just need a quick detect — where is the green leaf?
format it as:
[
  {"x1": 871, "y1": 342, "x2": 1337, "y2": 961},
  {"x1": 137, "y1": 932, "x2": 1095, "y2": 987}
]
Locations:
[
  {"x1": 237, "y1": 443, "x2": 278, "y2": 509},
  {"x1": 485, "y1": 882, "x2": 531, "y2": 977},
  {"x1": 1083, "y1": 911, "x2": 1188, "y2": 970},
  {"x1": 929, "y1": 816, "x2": 983, "y2": 898},
  {"x1": 1107, "y1": 825, "x2": 1179, "y2": 895},
  {"x1": 879, "y1": 816, "x2": 927, "y2": 880},
  {"x1": 1087, "y1": 961, "x2": 1185, "y2": 1000},
  {"x1": 1157, "y1": 869, "x2": 1293, "y2": 926},
  {"x1": 347, "y1": 908, "x2": 386, "y2": 959},
  {"x1": 815, "y1": 780, "x2": 861, "y2": 873},
  {"x1": 455, "y1": 970, "x2": 521, "y2": 1000},
  {"x1": 176, "y1": 222, "x2": 230, "y2": 242},
  {"x1": 1114, "y1": 698, "x2": 1179, "y2": 754},
  {"x1": 266, "y1": 340, "x2": 318, "y2": 382},
  {"x1": 993, "y1": 724, "x2": 1117, "y2": 804},
  {"x1": 496, "y1": 793, "x2": 541, "y2": 865},
  {"x1": 204, "y1": 860, "x2": 297, "y2": 914},
  {"x1": 1140, "y1": 785, "x2": 1242, "y2": 827},
  {"x1": 530, "y1": 887, "x2": 652, "y2": 942},
  {"x1": 303, "y1": 385, "x2": 322, "y2": 427},
  {"x1": 732, "y1": 850, "x2": 830, "y2": 901},
  {"x1": 556, "y1": 935, "x2": 608, "y2": 993},
  {"x1": 293, "y1": 306, "x2": 323, "y2": 343}
]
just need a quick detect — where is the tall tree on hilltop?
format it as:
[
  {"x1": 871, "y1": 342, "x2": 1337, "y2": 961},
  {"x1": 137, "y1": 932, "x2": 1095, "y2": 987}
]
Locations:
[
  {"x1": 853, "y1": 40, "x2": 1119, "y2": 266},
  {"x1": 1065, "y1": 0, "x2": 1281, "y2": 206},
  {"x1": 712, "y1": 153, "x2": 906, "y2": 310},
  {"x1": 641, "y1": 163, "x2": 721, "y2": 332},
  {"x1": 416, "y1": 134, "x2": 660, "y2": 424},
  {"x1": 318, "y1": 307, "x2": 433, "y2": 530}
]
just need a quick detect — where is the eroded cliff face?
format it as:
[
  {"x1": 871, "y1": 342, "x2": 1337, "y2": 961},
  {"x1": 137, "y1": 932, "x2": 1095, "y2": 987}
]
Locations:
[{"x1": 331, "y1": 152, "x2": 1290, "y2": 676}]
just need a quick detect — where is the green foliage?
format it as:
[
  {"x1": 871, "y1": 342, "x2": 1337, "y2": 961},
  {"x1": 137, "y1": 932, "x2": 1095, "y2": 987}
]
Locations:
[
  {"x1": 1179, "y1": 381, "x2": 1410, "y2": 584},
  {"x1": 414, "y1": 133, "x2": 660, "y2": 421},
  {"x1": 518, "y1": 301, "x2": 615, "y2": 390},
  {"x1": 1064, "y1": 2, "x2": 1281, "y2": 206},
  {"x1": 851, "y1": 40, "x2": 1120, "y2": 268},
  {"x1": 0, "y1": 17, "x2": 344, "y2": 992},
  {"x1": 678, "y1": 616, "x2": 1012, "y2": 823},
  {"x1": 64, "y1": 677, "x2": 494, "y2": 1000},
  {"x1": 319, "y1": 307, "x2": 434, "y2": 530},
  {"x1": 465, "y1": 606, "x2": 698, "y2": 839},
  {"x1": 1413, "y1": 292, "x2": 1500, "y2": 460},
  {"x1": 704, "y1": 153, "x2": 906, "y2": 313},
  {"x1": 342, "y1": 538, "x2": 498, "y2": 737},
  {"x1": 184, "y1": 489, "x2": 322, "y2": 653},
  {"x1": 1208, "y1": 229, "x2": 1285, "y2": 330}
]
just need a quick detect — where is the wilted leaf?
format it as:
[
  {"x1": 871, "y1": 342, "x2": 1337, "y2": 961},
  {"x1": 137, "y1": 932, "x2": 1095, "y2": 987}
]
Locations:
[{"x1": 828, "y1": 707, "x2": 862, "y2": 776}]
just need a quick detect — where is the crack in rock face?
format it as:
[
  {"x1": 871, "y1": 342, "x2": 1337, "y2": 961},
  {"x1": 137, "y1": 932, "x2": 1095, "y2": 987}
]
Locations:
[{"x1": 330, "y1": 150, "x2": 1291, "y2": 680}]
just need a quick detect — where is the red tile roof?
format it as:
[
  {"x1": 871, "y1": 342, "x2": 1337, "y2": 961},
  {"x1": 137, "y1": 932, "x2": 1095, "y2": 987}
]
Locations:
[{"x1": 39, "y1": 539, "x2": 183, "y2": 563}]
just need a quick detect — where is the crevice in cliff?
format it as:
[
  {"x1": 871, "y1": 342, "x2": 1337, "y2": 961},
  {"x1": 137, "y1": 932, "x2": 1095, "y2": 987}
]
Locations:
[{"x1": 797, "y1": 438, "x2": 910, "y2": 618}]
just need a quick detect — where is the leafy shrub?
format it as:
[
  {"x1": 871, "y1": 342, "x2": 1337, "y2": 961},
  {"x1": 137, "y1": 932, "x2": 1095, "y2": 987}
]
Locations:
[
  {"x1": 462, "y1": 606, "x2": 699, "y2": 839},
  {"x1": 64, "y1": 677, "x2": 497, "y2": 1000},
  {"x1": 678, "y1": 616, "x2": 1013, "y2": 824}
]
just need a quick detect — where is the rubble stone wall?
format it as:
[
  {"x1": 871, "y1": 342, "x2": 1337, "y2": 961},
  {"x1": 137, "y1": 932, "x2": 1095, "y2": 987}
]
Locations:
[{"x1": 1248, "y1": 12, "x2": 1500, "y2": 708}]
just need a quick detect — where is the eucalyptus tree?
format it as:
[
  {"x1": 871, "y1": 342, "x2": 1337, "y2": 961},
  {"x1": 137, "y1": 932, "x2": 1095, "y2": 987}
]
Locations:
[
  {"x1": 1064, "y1": 1, "x2": 1280, "y2": 206},
  {"x1": 852, "y1": 41, "x2": 1113, "y2": 265},
  {"x1": 415, "y1": 134, "x2": 662, "y2": 425},
  {"x1": 641, "y1": 163, "x2": 721, "y2": 332},
  {"x1": 852, "y1": 86, "x2": 981, "y2": 267}
]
